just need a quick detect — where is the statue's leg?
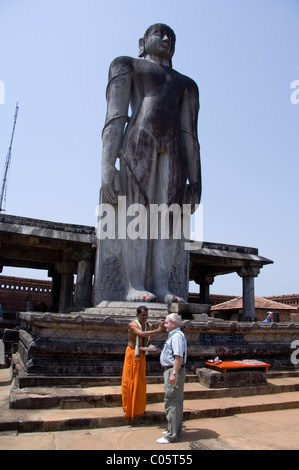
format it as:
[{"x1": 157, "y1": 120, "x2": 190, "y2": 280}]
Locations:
[
  {"x1": 122, "y1": 237, "x2": 156, "y2": 302},
  {"x1": 150, "y1": 238, "x2": 185, "y2": 303},
  {"x1": 149, "y1": 150, "x2": 186, "y2": 303},
  {"x1": 119, "y1": 195, "x2": 156, "y2": 302}
]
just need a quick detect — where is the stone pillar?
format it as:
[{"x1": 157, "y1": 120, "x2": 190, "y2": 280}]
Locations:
[
  {"x1": 237, "y1": 267, "x2": 260, "y2": 321},
  {"x1": 59, "y1": 273, "x2": 74, "y2": 313},
  {"x1": 49, "y1": 271, "x2": 61, "y2": 313},
  {"x1": 73, "y1": 249, "x2": 94, "y2": 309},
  {"x1": 194, "y1": 275, "x2": 214, "y2": 305}
]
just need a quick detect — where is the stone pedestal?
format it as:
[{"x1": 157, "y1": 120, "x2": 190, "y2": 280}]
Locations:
[
  {"x1": 13, "y1": 306, "x2": 299, "y2": 383},
  {"x1": 84, "y1": 301, "x2": 211, "y2": 319}
]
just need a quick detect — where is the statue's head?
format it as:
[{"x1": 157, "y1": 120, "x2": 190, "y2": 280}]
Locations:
[{"x1": 138, "y1": 23, "x2": 176, "y2": 67}]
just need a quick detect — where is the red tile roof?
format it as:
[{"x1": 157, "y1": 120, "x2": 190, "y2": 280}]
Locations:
[{"x1": 211, "y1": 296, "x2": 297, "y2": 311}]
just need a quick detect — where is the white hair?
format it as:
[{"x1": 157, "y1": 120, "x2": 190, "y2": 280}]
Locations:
[{"x1": 166, "y1": 313, "x2": 181, "y2": 327}]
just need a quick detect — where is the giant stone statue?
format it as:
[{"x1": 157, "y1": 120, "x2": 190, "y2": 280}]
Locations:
[{"x1": 94, "y1": 23, "x2": 201, "y2": 305}]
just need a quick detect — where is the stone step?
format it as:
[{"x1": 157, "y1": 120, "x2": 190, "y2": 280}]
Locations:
[
  {"x1": 15, "y1": 368, "x2": 299, "y2": 389},
  {"x1": 9, "y1": 376, "x2": 299, "y2": 410},
  {"x1": 2, "y1": 390, "x2": 299, "y2": 434},
  {"x1": 16, "y1": 373, "x2": 197, "y2": 388},
  {"x1": 267, "y1": 370, "x2": 299, "y2": 379},
  {"x1": 2, "y1": 367, "x2": 299, "y2": 434}
]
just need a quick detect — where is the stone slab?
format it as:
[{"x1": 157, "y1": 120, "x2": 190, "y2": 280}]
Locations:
[
  {"x1": 83, "y1": 301, "x2": 169, "y2": 318},
  {"x1": 84, "y1": 301, "x2": 211, "y2": 319}
]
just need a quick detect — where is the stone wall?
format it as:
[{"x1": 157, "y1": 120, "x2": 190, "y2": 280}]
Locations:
[{"x1": 0, "y1": 276, "x2": 51, "y2": 311}]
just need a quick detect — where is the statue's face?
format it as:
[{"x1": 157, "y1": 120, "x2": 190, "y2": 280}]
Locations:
[{"x1": 144, "y1": 25, "x2": 175, "y2": 60}]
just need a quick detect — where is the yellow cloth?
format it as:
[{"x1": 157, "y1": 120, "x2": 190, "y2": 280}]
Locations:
[{"x1": 122, "y1": 346, "x2": 146, "y2": 419}]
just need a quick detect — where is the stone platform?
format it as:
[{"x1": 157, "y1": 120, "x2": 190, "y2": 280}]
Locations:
[
  {"x1": 16, "y1": 302, "x2": 210, "y2": 378},
  {"x1": 14, "y1": 302, "x2": 299, "y2": 380}
]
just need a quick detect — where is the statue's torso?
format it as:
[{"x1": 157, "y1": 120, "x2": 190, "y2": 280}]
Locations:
[
  {"x1": 129, "y1": 58, "x2": 190, "y2": 138},
  {"x1": 107, "y1": 56, "x2": 197, "y2": 204}
]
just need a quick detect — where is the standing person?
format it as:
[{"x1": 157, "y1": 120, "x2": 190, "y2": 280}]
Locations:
[
  {"x1": 157, "y1": 313, "x2": 187, "y2": 444},
  {"x1": 262, "y1": 311, "x2": 273, "y2": 323},
  {"x1": 122, "y1": 306, "x2": 164, "y2": 419}
]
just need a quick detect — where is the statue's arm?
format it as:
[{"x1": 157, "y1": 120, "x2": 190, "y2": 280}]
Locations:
[
  {"x1": 101, "y1": 57, "x2": 132, "y2": 204},
  {"x1": 180, "y1": 79, "x2": 202, "y2": 209}
]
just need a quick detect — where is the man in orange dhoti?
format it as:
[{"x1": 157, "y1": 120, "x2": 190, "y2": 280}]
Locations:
[{"x1": 122, "y1": 306, "x2": 164, "y2": 419}]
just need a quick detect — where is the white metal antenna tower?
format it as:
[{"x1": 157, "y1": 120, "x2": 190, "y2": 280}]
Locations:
[{"x1": 0, "y1": 102, "x2": 19, "y2": 212}]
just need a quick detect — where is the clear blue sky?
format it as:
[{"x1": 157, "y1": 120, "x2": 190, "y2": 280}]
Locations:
[{"x1": 0, "y1": 0, "x2": 298, "y2": 297}]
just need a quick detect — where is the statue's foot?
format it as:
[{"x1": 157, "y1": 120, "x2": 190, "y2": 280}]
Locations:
[
  {"x1": 156, "y1": 291, "x2": 186, "y2": 304},
  {"x1": 126, "y1": 288, "x2": 156, "y2": 303},
  {"x1": 165, "y1": 293, "x2": 186, "y2": 304}
]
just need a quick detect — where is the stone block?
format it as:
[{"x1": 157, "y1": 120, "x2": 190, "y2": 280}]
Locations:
[
  {"x1": 169, "y1": 302, "x2": 210, "y2": 321},
  {"x1": 196, "y1": 367, "x2": 268, "y2": 388},
  {"x1": 192, "y1": 313, "x2": 209, "y2": 321},
  {"x1": 169, "y1": 303, "x2": 210, "y2": 317}
]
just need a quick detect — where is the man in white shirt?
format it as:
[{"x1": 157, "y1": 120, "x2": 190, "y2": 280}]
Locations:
[{"x1": 157, "y1": 313, "x2": 187, "y2": 444}]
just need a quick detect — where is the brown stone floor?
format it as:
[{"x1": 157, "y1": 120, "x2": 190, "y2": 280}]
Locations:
[{"x1": 1, "y1": 408, "x2": 299, "y2": 450}]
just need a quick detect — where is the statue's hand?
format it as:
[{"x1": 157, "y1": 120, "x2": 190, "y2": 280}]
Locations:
[
  {"x1": 101, "y1": 165, "x2": 120, "y2": 205},
  {"x1": 184, "y1": 182, "x2": 201, "y2": 213}
]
